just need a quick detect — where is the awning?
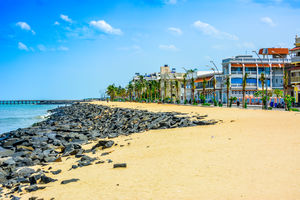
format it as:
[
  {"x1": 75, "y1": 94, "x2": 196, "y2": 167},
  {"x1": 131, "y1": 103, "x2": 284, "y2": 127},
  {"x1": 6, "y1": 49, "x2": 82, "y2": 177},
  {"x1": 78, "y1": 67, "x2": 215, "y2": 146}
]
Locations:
[
  {"x1": 290, "y1": 47, "x2": 300, "y2": 51},
  {"x1": 195, "y1": 76, "x2": 213, "y2": 83}
]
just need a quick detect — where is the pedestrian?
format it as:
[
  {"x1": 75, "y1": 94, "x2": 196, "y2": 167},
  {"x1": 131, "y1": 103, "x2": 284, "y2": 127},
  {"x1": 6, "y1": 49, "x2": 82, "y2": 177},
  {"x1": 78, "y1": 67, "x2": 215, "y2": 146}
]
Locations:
[{"x1": 237, "y1": 101, "x2": 240, "y2": 107}]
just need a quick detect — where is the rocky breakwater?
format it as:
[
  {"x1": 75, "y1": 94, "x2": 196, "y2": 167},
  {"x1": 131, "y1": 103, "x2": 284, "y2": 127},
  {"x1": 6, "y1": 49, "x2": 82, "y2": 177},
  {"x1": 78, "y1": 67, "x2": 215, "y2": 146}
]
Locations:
[{"x1": 0, "y1": 103, "x2": 217, "y2": 199}]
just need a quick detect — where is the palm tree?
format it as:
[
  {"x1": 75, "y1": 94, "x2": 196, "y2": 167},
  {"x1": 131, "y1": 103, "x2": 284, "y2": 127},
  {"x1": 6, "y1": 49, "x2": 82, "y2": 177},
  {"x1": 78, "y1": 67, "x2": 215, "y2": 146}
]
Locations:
[
  {"x1": 183, "y1": 73, "x2": 187, "y2": 102},
  {"x1": 106, "y1": 84, "x2": 116, "y2": 101},
  {"x1": 175, "y1": 79, "x2": 179, "y2": 103},
  {"x1": 273, "y1": 89, "x2": 283, "y2": 106},
  {"x1": 186, "y1": 69, "x2": 197, "y2": 103},
  {"x1": 126, "y1": 83, "x2": 133, "y2": 101},
  {"x1": 260, "y1": 73, "x2": 265, "y2": 109},
  {"x1": 225, "y1": 75, "x2": 230, "y2": 107},
  {"x1": 202, "y1": 79, "x2": 207, "y2": 103},
  {"x1": 242, "y1": 73, "x2": 248, "y2": 108},
  {"x1": 212, "y1": 77, "x2": 216, "y2": 104}
]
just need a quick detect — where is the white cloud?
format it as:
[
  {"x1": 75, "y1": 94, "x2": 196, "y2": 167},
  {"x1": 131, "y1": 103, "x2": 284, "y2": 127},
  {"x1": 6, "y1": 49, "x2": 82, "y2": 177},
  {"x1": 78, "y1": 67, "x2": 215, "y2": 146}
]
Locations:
[
  {"x1": 168, "y1": 27, "x2": 182, "y2": 35},
  {"x1": 159, "y1": 44, "x2": 178, "y2": 51},
  {"x1": 89, "y1": 20, "x2": 122, "y2": 35},
  {"x1": 164, "y1": 0, "x2": 177, "y2": 4},
  {"x1": 37, "y1": 44, "x2": 69, "y2": 52},
  {"x1": 260, "y1": 17, "x2": 276, "y2": 27},
  {"x1": 54, "y1": 21, "x2": 60, "y2": 26},
  {"x1": 60, "y1": 14, "x2": 73, "y2": 23},
  {"x1": 18, "y1": 42, "x2": 29, "y2": 51},
  {"x1": 37, "y1": 44, "x2": 47, "y2": 51},
  {"x1": 16, "y1": 22, "x2": 35, "y2": 35},
  {"x1": 58, "y1": 46, "x2": 69, "y2": 51},
  {"x1": 193, "y1": 20, "x2": 238, "y2": 40}
]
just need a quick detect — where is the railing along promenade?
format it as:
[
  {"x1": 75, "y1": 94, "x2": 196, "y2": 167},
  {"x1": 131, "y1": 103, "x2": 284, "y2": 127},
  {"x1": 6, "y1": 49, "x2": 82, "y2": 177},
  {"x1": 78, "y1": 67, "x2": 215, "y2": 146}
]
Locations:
[{"x1": 0, "y1": 100, "x2": 81, "y2": 105}]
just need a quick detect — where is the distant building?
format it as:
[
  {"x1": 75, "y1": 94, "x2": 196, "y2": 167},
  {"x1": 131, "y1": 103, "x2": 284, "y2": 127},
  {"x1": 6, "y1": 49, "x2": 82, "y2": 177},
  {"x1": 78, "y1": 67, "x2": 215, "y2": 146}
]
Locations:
[
  {"x1": 290, "y1": 35, "x2": 300, "y2": 104},
  {"x1": 222, "y1": 48, "x2": 290, "y2": 104},
  {"x1": 160, "y1": 65, "x2": 185, "y2": 101},
  {"x1": 193, "y1": 71, "x2": 223, "y2": 102}
]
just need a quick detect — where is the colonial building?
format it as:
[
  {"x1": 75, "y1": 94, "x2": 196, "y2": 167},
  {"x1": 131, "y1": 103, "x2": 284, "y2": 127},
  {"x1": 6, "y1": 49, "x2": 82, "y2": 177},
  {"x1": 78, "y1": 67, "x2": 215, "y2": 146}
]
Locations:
[
  {"x1": 194, "y1": 71, "x2": 223, "y2": 103},
  {"x1": 290, "y1": 35, "x2": 300, "y2": 104},
  {"x1": 222, "y1": 48, "x2": 290, "y2": 104}
]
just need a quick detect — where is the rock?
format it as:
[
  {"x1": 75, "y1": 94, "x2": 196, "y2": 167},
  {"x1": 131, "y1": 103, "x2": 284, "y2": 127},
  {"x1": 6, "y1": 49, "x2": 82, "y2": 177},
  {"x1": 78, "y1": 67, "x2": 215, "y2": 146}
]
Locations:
[
  {"x1": 91, "y1": 140, "x2": 114, "y2": 151},
  {"x1": 60, "y1": 178, "x2": 79, "y2": 185},
  {"x1": 107, "y1": 159, "x2": 113, "y2": 163},
  {"x1": 16, "y1": 167, "x2": 35, "y2": 177},
  {"x1": 113, "y1": 163, "x2": 127, "y2": 168},
  {"x1": 50, "y1": 169, "x2": 61, "y2": 175},
  {"x1": 0, "y1": 149, "x2": 14, "y2": 158},
  {"x1": 95, "y1": 161, "x2": 105, "y2": 164},
  {"x1": 3, "y1": 157, "x2": 16, "y2": 166},
  {"x1": 71, "y1": 165, "x2": 78, "y2": 169},
  {"x1": 25, "y1": 185, "x2": 46, "y2": 192},
  {"x1": 100, "y1": 152, "x2": 109, "y2": 156},
  {"x1": 40, "y1": 175, "x2": 57, "y2": 184},
  {"x1": 29, "y1": 175, "x2": 41, "y2": 185}
]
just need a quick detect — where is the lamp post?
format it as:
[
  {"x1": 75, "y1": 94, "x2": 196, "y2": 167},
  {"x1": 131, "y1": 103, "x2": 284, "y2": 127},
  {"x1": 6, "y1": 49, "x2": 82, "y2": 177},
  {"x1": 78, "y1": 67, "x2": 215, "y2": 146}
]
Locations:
[
  {"x1": 210, "y1": 60, "x2": 223, "y2": 103},
  {"x1": 253, "y1": 50, "x2": 269, "y2": 109}
]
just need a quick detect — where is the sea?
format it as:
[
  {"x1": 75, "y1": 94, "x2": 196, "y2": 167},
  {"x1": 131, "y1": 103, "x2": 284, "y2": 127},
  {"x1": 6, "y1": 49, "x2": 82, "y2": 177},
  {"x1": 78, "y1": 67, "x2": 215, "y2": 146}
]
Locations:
[{"x1": 0, "y1": 104, "x2": 60, "y2": 135}]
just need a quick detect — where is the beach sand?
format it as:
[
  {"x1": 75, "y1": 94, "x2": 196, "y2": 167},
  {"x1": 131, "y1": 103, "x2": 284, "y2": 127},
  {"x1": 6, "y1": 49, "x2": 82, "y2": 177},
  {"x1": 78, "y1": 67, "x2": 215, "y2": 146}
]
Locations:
[{"x1": 21, "y1": 102, "x2": 300, "y2": 200}]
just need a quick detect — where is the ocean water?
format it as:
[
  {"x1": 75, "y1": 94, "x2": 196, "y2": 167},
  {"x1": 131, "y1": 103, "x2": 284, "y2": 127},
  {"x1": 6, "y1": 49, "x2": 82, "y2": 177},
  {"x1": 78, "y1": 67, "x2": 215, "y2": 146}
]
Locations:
[{"x1": 0, "y1": 104, "x2": 60, "y2": 135}]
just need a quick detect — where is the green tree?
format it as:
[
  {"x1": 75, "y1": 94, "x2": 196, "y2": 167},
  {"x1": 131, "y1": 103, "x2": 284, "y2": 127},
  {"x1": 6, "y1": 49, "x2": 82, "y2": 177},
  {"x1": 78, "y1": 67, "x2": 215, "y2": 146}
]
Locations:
[
  {"x1": 225, "y1": 76, "x2": 230, "y2": 107},
  {"x1": 183, "y1": 73, "x2": 187, "y2": 103},
  {"x1": 106, "y1": 84, "x2": 117, "y2": 101},
  {"x1": 273, "y1": 89, "x2": 283, "y2": 106},
  {"x1": 242, "y1": 73, "x2": 248, "y2": 108},
  {"x1": 202, "y1": 79, "x2": 207, "y2": 103},
  {"x1": 260, "y1": 73, "x2": 266, "y2": 109}
]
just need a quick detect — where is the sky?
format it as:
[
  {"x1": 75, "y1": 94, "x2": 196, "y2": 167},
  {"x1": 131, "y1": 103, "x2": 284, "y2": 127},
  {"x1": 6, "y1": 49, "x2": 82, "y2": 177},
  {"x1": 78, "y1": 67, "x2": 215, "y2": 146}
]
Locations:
[{"x1": 0, "y1": 0, "x2": 300, "y2": 100}]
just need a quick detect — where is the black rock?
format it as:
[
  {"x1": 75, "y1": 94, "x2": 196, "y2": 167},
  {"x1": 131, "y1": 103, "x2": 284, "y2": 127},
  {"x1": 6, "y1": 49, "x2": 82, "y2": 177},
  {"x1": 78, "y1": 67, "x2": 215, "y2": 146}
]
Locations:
[
  {"x1": 50, "y1": 169, "x2": 62, "y2": 175},
  {"x1": 60, "y1": 178, "x2": 79, "y2": 185},
  {"x1": 91, "y1": 140, "x2": 114, "y2": 151},
  {"x1": 113, "y1": 163, "x2": 127, "y2": 168},
  {"x1": 40, "y1": 175, "x2": 57, "y2": 184},
  {"x1": 25, "y1": 185, "x2": 46, "y2": 192}
]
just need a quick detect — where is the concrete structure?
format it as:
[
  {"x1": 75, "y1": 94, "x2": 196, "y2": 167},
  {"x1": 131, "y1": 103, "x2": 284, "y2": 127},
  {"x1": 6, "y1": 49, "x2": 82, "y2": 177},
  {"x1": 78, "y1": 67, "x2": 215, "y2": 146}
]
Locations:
[
  {"x1": 290, "y1": 35, "x2": 300, "y2": 104},
  {"x1": 222, "y1": 48, "x2": 290, "y2": 104}
]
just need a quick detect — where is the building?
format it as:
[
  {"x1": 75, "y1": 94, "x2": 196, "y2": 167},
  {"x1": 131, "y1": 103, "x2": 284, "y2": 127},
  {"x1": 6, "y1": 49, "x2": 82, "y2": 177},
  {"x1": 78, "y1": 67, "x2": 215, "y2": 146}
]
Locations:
[
  {"x1": 222, "y1": 48, "x2": 290, "y2": 104},
  {"x1": 194, "y1": 71, "x2": 223, "y2": 103},
  {"x1": 290, "y1": 35, "x2": 300, "y2": 104},
  {"x1": 160, "y1": 65, "x2": 185, "y2": 102}
]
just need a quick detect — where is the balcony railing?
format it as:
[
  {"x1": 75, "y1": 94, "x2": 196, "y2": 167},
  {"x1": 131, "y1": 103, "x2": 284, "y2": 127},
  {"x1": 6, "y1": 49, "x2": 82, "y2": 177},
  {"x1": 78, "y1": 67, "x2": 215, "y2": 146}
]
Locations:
[
  {"x1": 291, "y1": 56, "x2": 300, "y2": 63},
  {"x1": 231, "y1": 71, "x2": 242, "y2": 74},
  {"x1": 223, "y1": 58, "x2": 290, "y2": 64},
  {"x1": 291, "y1": 76, "x2": 300, "y2": 83}
]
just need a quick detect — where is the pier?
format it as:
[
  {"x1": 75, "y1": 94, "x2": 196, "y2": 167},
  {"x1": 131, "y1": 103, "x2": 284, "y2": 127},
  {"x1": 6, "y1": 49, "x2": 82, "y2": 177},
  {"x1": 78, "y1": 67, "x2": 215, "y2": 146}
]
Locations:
[{"x1": 0, "y1": 100, "x2": 81, "y2": 105}]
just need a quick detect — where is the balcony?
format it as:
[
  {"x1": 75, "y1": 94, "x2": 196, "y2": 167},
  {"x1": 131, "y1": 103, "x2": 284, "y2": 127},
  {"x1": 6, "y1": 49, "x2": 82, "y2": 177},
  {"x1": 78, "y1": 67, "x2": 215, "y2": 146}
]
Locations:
[
  {"x1": 231, "y1": 71, "x2": 242, "y2": 75},
  {"x1": 291, "y1": 56, "x2": 300, "y2": 64},
  {"x1": 291, "y1": 76, "x2": 300, "y2": 83},
  {"x1": 224, "y1": 58, "x2": 290, "y2": 64}
]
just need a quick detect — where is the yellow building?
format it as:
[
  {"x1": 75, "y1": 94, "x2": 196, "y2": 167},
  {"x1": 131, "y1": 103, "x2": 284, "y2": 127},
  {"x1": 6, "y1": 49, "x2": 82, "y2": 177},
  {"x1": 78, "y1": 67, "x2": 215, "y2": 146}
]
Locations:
[{"x1": 290, "y1": 35, "x2": 300, "y2": 104}]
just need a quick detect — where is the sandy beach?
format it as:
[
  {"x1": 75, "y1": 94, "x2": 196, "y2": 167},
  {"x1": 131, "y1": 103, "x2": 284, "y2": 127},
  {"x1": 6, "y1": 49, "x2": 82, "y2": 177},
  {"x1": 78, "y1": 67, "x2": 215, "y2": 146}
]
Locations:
[{"x1": 20, "y1": 102, "x2": 300, "y2": 200}]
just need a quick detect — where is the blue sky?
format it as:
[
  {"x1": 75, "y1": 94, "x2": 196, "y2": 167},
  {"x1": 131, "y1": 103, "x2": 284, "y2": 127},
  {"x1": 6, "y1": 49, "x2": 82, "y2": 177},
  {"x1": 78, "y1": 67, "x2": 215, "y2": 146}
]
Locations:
[{"x1": 0, "y1": 0, "x2": 300, "y2": 99}]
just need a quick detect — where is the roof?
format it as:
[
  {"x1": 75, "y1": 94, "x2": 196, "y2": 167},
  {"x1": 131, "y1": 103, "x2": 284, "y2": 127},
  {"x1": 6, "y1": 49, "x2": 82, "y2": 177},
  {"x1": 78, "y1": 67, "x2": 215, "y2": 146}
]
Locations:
[
  {"x1": 195, "y1": 76, "x2": 213, "y2": 83},
  {"x1": 259, "y1": 48, "x2": 289, "y2": 55}
]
